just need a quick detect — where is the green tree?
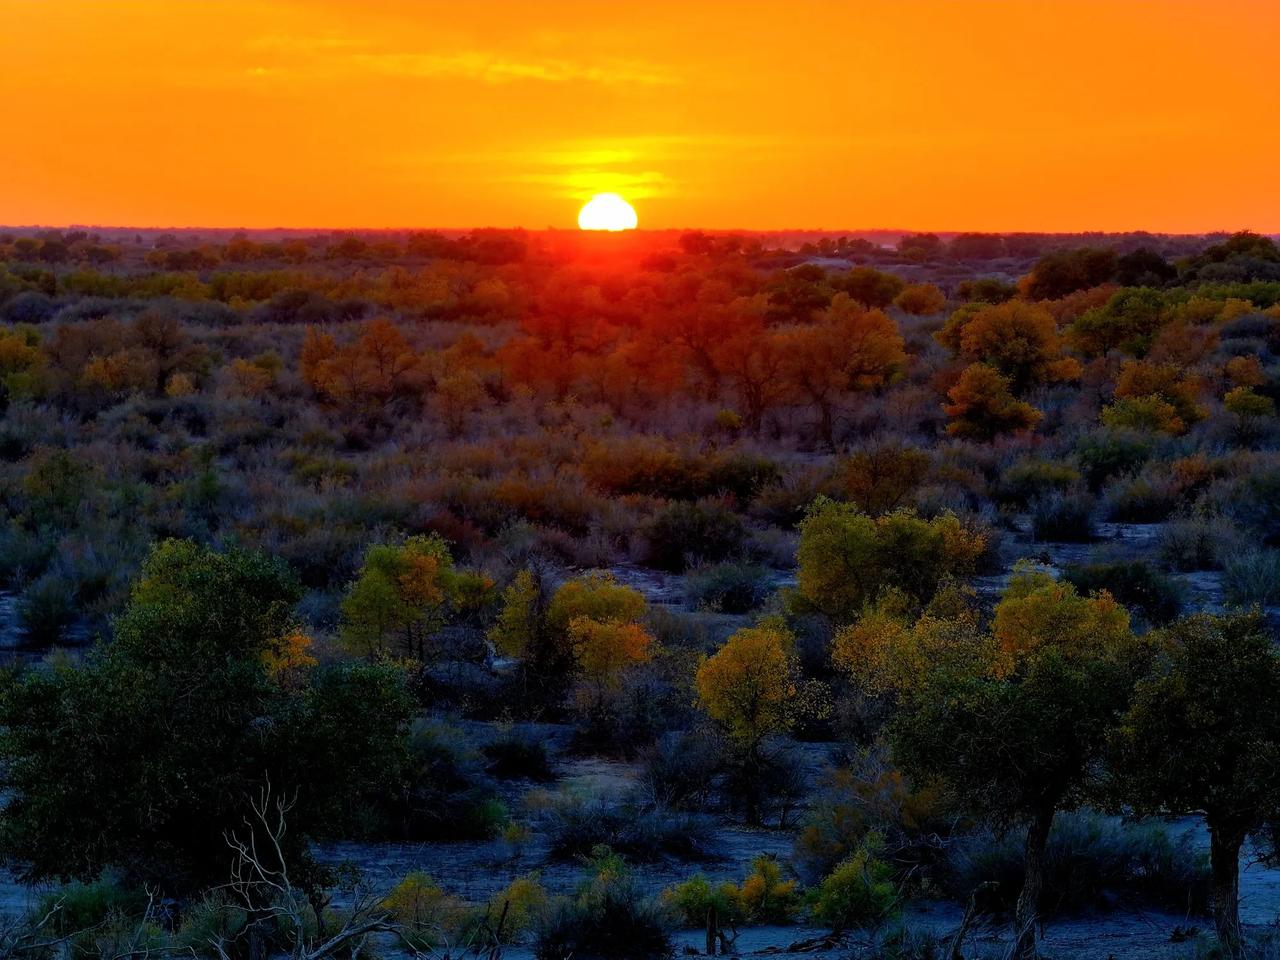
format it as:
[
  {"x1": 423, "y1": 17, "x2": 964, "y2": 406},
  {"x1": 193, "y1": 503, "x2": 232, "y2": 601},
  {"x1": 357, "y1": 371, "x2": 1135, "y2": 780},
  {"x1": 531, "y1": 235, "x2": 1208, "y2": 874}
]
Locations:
[
  {"x1": 1021, "y1": 247, "x2": 1117, "y2": 301},
  {"x1": 891, "y1": 570, "x2": 1140, "y2": 960},
  {"x1": 1110, "y1": 612, "x2": 1280, "y2": 957},
  {"x1": 795, "y1": 498, "x2": 986, "y2": 625},
  {"x1": 339, "y1": 534, "x2": 455, "y2": 660},
  {"x1": 0, "y1": 541, "x2": 415, "y2": 893},
  {"x1": 0, "y1": 541, "x2": 300, "y2": 887}
]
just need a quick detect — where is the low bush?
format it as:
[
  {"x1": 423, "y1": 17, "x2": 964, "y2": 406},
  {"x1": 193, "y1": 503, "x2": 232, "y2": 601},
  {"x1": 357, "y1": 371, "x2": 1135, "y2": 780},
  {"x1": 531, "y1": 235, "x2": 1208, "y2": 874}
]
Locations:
[
  {"x1": 1062, "y1": 560, "x2": 1181, "y2": 626},
  {"x1": 638, "y1": 730, "x2": 723, "y2": 811},
  {"x1": 1223, "y1": 550, "x2": 1280, "y2": 607},
  {"x1": 685, "y1": 561, "x2": 772, "y2": 613},
  {"x1": 381, "y1": 872, "x2": 472, "y2": 947},
  {"x1": 663, "y1": 873, "x2": 742, "y2": 928},
  {"x1": 941, "y1": 811, "x2": 1211, "y2": 917},
  {"x1": 1029, "y1": 491, "x2": 1095, "y2": 542},
  {"x1": 481, "y1": 727, "x2": 556, "y2": 782},
  {"x1": 534, "y1": 848, "x2": 672, "y2": 960},
  {"x1": 793, "y1": 760, "x2": 951, "y2": 886},
  {"x1": 996, "y1": 459, "x2": 1080, "y2": 509},
  {"x1": 1212, "y1": 465, "x2": 1280, "y2": 543},
  {"x1": 485, "y1": 873, "x2": 550, "y2": 942},
  {"x1": 174, "y1": 892, "x2": 249, "y2": 954},
  {"x1": 1102, "y1": 472, "x2": 1182, "y2": 523},
  {"x1": 859, "y1": 927, "x2": 953, "y2": 960},
  {"x1": 15, "y1": 570, "x2": 78, "y2": 647},
  {"x1": 1074, "y1": 429, "x2": 1152, "y2": 490},
  {"x1": 806, "y1": 838, "x2": 899, "y2": 932},
  {"x1": 401, "y1": 723, "x2": 508, "y2": 841},
  {"x1": 642, "y1": 501, "x2": 745, "y2": 573},
  {"x1": 1158, "y1": 514, "x2": 1244, "y2": 571},
  {"x1": 34, "y1": 873, "x2": 150, "y2": 937},
  {"x1": 664, "y1": 855, "x2": 800, "y2": 928},
  {"x1": 541, "y1": 795, "x2": 715, "y2": 863}
]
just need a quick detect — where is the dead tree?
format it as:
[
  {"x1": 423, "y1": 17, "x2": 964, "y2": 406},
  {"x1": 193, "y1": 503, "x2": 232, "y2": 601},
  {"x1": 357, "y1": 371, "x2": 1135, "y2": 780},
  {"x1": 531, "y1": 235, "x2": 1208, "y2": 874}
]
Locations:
[{"x1": 213, "y1": 780, "x2": 401, "y2": 960}]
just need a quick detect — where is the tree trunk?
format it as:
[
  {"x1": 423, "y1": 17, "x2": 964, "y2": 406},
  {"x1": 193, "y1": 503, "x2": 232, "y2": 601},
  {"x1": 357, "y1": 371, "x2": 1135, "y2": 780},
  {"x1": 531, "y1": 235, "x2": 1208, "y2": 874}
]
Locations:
[
  {"x1": 1010, "y1": 807, "x2": 1054, "y2": 960},
  {"x1": 1209, "y1": 823, "x2": 1245, "y2": 957},
  {"x1": 817, "y1": 399, "x2": 835, "y2": 453}
]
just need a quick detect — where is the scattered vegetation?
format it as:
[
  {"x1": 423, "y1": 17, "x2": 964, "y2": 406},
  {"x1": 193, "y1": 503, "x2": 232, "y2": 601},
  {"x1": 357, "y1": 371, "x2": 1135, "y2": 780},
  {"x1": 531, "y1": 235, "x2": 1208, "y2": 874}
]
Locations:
[{"x1": 2, "y1": 227, "x2": 1279, "y2": 958}]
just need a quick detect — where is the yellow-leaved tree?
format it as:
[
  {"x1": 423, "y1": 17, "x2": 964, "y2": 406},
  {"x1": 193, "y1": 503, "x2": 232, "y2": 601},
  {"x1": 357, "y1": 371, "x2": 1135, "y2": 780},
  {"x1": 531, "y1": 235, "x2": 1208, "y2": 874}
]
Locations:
[{"x1": 696, "y1": 621, "x2": 798, "y2": 823}]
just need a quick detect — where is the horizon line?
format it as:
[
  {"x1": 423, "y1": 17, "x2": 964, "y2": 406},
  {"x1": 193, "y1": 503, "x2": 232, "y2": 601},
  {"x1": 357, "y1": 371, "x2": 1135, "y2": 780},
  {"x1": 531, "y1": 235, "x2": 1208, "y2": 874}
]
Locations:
[{"x1": 2, "y1": 223, "x2": 1275, "y2": 238}]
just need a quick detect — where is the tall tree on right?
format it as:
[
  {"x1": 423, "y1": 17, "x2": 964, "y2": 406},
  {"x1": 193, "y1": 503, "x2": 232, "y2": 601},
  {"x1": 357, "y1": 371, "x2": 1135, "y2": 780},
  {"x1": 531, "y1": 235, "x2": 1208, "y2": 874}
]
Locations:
[
  {"x1": 1110, "y1": 612, "x2": 1280, "y2": 958},
  {"x1": 891, "y1": 570, "x2": 1139, "y2": 960}
]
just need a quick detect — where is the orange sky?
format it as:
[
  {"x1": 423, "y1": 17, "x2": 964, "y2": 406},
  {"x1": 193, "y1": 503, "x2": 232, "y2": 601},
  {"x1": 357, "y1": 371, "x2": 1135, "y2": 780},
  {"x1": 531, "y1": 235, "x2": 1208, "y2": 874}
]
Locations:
[{"x1": 3, "y1": 0, "x2": 1278, "y2": 232}]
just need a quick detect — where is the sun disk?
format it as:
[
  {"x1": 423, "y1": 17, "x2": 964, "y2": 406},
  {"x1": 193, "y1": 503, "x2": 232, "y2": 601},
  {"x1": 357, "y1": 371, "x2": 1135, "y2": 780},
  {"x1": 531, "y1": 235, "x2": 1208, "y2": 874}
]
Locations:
[{"x1": 578, "y1": 193, "x2": 638, "y2": 231}]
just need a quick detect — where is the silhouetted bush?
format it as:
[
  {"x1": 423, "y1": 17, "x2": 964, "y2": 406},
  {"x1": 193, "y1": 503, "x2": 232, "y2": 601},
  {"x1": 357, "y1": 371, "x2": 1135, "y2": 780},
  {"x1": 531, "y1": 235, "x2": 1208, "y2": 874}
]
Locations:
[
  {"x1": 535, "y1": 849, "x2": 673, "y2": 960},
  {"x1": 643, "y1": 501, "x2": 745, "y2": 573},
  {"x1": 942, "y1": 811, "x2": 1210, "y2": 917},
  {"x1": 1223, "y1": 550, "x2": 1280, "y2": 607},
  {"x1": 685, "y1": 561, "x2": 771, "y2": 612},
  {"x1": 1062, "y1": 560, "x2": 1181, "y2": 626},
  {"x1": 482, "y1": 727, "x2": 556, "y2": 781},
  {"x1": 1030, "y1": 491, "x2": 1095, "y2": 542},
  {"x1": 541, "y1": 795, "x2": 714, "y2": 863}
]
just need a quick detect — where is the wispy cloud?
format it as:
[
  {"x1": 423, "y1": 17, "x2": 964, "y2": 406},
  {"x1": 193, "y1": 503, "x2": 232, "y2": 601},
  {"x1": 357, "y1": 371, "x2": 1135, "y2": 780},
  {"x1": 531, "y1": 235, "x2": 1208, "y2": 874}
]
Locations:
[
  {"x1": 384, "y1": 134, "x2": 782, "y2": 200},
  {"x1": 513, "y1": 168, "x2": 671, "y2": 200},
  {"x1": 348, "y1": 51, "x2": 677, "y2": 86},
  {"x1": 245, "y1": 34, "x2": 678, "y2": 87}
]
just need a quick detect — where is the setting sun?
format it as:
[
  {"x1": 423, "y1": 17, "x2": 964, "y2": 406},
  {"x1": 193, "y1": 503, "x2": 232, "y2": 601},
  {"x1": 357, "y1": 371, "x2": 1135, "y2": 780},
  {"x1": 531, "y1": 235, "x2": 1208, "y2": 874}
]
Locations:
[{"x1": 577, "y1": 193, "x2": 638, "y2": 232}]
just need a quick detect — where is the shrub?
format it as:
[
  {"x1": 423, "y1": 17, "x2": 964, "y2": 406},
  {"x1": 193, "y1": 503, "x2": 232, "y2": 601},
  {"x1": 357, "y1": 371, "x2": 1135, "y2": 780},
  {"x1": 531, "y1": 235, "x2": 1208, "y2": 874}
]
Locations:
[
  {"x1": 795, "y1": 498, "x2": 988, "y2": 624},
  {"x1": 1070, "y1": 286, "x2": 1163, "y2": 356},
  {"x1": 663, "y1": 874, "x2": 741, "y2": 928},
  {"x1": 481, "y1": 727, "x2": 556, "y2": 782},
  {"x1": 1101, "y1": 395, "x2": 1187, "y2": 435},
  {"x1": 402, "y1": 723, "x2": 508, "y2": 841},
  {"x1": 534, "y1": 848, "x2": 673, "y2": 960},
  {"x1": 382, "y1": 872, "x2": 472, "y2": 946},
  {"x1": 1158, "y1": 514, "x2": 1244, "y2": 572},
  {"x1": 1224, "y1": 385, "x2": 1276, "y2": 419},
  {"x1": 2, "y1": 291, "x2": 57, "y2": 324},
  {"x1": 486, "y1": 874, "x2": 550, "y2": 941},
  {"x1": 664, "y1": 854, "x2": 799, "y2": 928},
  {"x1": 737, "y1": 854, "x2": 802, "y2": 923},
  {"x1": 793, "y1": 761, "x2": 951, "y2": 886},
  {"x1": 643, "y1": 501, "x2": 745, "y2": 573},
  {"x1": 15, "y1": 569, "x2": 78, "y2": 647},
  {"x1": 34, "y1": 873, "x2": 149, "y2": 937},
  {"x1": 996, "y1": 460, "x2": 1080, "y2": 509},
  {"x1": 830, "y1": 444, "x2": 931, "y2": 516},
  {"x1": 858, "y1": 927, "x2": 950, "y2": 960},
  {"x1": 1102, "y1": 472, "x2": 1182, "y2": 523},
  {"x1": 685, "y1": 561, "x2": 771, "y2": 613},
  {"x1": 541, "y1": 795, "x2": 714, "y2": 863},
  {"x1": 1074, "y1": 428, "x2": 1153, "y2": 490},
  {"x1": 893, "y1": 284, "x2": 946, "y2": 316},
  {"x1": 174, "y1": 892, "x2": 249, "y2": 954},
  {"x1": 1029, "y1": 491, "x2": 1095, "y2": 542},
  {"x1": 639, "y1": 730, "x2": 723, "y2": 811},
  {"x1": 943, "y1": 363, "x2": 1041, "y2": 440},
  {"x1": 806, "y1": 838, "x2": 899, "y2": 932},
  {"x1": 941, "y1": 811, "x2": 1211, "y2": 917},
  {"x1": 1062, "y1": 561, "x2": 1181, "y2": 626},
  {"x1": 1223, "y1": 550, "x2": 1280, "y2": 607},
  {"x1": 1214, "y1": 465, "x2": 1280, "y2": 542}
]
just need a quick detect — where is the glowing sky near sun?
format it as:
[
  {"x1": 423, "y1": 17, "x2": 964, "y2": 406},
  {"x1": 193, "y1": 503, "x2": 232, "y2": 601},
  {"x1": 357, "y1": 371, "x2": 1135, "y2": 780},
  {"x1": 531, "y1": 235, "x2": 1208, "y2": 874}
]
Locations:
[{"x1": 3, "y1": 0, "x2": 1279, "y2": 231}]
